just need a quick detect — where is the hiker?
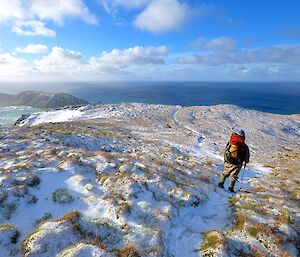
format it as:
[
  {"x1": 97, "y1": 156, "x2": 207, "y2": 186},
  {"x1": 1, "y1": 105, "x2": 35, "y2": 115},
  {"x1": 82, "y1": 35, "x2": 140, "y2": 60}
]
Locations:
[{"x1": 218, "y1": 130, "x2": 250, "y2": 193}]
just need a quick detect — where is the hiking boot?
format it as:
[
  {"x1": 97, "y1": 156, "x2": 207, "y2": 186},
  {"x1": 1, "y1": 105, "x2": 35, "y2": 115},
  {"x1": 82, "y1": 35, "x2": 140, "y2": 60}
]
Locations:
[
  {"x1": 229, "y1": 187, "x2": 235, "y2": 193},
  {"x1": 218, "y1": 182, "x2": 224, "y2": 188}
]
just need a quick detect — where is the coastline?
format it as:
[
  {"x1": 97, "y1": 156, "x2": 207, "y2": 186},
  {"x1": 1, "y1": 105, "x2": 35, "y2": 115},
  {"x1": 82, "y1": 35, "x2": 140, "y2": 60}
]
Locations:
[{"x1": 2, "y1": 102, "x2": 300, "y2": 127}]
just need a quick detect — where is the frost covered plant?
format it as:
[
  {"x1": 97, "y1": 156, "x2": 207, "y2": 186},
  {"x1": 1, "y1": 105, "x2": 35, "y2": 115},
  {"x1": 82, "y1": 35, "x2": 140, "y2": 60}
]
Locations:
[
  {"x1": 57, "y1": 210, "x2": 81, "y2": 232},
  {"x1": 52, "y1": 189, "x2": 74, "y2": 204},
  {"x1": 1, "y1": 202, "x2": 17, "y2": 219},
  {"x1": 0, "y1": 190, "x2": 8, "y2": 204},
  {"x1": 228, "y1": 197, "x2": 239, "y2": 206},
  {"x1": 27, "y1": 195, "x2": 38, "y2": 205},
  {"x1": 34, "y1": 212, "x2": 53, "y2": 226},
  {"x1": 234, "y1": 214, "x2": 248, "y2": 230},
  {"x1": 0, "y1": 224, "x2": 20, "y2": 244},
  {"x1": 277, "y1": 210, "x2": 293, "y2": 224},
  {"x1": 117, "y1": 245, "x2": 139, "y2": 257},
  {"x1": 200, "y1": 230, "x2": 224, "y2": 253},
  {"x1": 246, "y1": 223, "x2": 270, "y2": 238},
  {"x1": 27, "y1": 174, "x2": 40, "y2": 187}
]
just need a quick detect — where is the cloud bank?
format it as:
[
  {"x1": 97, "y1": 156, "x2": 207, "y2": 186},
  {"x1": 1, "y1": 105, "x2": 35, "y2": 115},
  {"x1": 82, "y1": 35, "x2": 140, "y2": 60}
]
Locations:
[
  {"x1": 15, "y1": 44, "x2": 48, "y2": 54},
  {"x1": 0, "y1": 39, "x2": 300, "y2": 81}
]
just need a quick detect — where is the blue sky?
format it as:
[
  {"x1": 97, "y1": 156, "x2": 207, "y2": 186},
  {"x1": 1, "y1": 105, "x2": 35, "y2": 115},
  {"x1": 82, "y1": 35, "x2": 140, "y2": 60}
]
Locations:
[{"x1": 0, "y1": 0, "x2": 299, "y2": 81}]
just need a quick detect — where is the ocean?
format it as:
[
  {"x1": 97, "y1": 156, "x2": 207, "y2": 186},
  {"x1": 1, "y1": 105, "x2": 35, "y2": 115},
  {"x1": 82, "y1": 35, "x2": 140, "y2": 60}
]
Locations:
[
  {"x1": 69, "y1": 82, "x2": 300, "y2": 114},
  {"x1": 0, "y1": 82, "x2": 299, "y2": 126},
  {"x1": 0, "y1": 106, "x2": 40, "y2": 127}
]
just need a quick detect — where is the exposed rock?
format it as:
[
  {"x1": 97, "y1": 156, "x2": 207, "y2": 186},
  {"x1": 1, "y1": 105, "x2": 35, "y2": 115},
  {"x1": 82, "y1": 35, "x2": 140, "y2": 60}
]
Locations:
[{"x1": 14, "y1": 114, "x2": 30, "y2": 125}]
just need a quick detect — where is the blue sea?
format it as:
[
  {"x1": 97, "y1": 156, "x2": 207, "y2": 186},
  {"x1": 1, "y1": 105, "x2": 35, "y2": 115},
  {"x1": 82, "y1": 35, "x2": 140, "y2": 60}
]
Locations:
[
  {"x1": 0, "y1": 82, "x2": 299, "y2": 126},
  {"x1": 0, "y1": 106, "x2": 40, "y2": 126},
  {"x1": 68, "y1": 82, "x2": 300, "y2": 115}
]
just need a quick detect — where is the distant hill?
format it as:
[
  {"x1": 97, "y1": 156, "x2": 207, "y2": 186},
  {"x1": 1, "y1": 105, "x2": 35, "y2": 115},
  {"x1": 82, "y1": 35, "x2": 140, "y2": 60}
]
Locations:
[
  {"x1": 0, "y1": 93, "x2": 15, "y2": 106},
  {"x1": 0, "y1": 90, "x2": 89, "y2": 108}
]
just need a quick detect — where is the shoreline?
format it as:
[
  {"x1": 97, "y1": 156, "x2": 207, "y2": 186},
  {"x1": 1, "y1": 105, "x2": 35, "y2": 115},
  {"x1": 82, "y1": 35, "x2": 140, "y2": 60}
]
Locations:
[{"x1": 1, "y1": 103, "x2": 300, "y2": 127}]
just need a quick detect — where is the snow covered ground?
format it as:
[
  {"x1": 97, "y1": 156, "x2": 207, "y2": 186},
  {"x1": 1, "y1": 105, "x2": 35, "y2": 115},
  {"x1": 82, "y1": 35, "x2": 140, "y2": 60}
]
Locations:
[{"x1": 0, "y1": 103, "x2": 299, "y2": 256}]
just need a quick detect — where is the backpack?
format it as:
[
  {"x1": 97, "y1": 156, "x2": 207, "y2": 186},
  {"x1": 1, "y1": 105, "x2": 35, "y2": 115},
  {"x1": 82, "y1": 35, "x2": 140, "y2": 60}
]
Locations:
[{"x1": 224, "y1": 133, "x2": 245, "y2": 165}]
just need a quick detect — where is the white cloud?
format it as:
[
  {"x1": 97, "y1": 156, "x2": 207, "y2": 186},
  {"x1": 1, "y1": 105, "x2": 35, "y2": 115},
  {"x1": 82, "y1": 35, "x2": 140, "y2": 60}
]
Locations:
[
  {"x1": 0, "y1": 0, "x2": 25, "y2": 22},
  {"x1": 134, "y1": 0, "x2": 192, "y2": 33},
  {"x1": 100, "y1": 0, "x2": 150, "y2": 11},
  {"x1": 30, "y1": 45, "x2": 167, "y2": 79},
  {"x1": 92, "y1": 46, "x2": 167, "y2": 68},
  {"x1": 0, "y1": 0, "x2": 96, "y2": 37},
  {"x1": 29, "y1": 0, "x2": 97, "y2": 25},
  {"x1": 12, "y1": 20, "x2": 56, "y2": 37},
  {"x1": 34, "y1": 46, "x2": 85, "y2": 74},
  {"x1": 15, "y1": 44, "x2": 48, "y2": 54},
  {"x1": 177, "y1": 37, "x2": 300, "y2": 66},
  {"x1": 1, "y1": 43, "x2": 300, "y2": 81},
  {"x1": 0, "y1": 52, "x2": 31, "y2": 77},
  {"x1": 191, "y1": 36, "x2": 236, "y2": 52}
]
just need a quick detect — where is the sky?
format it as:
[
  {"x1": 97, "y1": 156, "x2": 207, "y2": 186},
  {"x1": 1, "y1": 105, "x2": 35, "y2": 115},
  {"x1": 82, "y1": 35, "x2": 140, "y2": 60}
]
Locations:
[{"x1": 0, "y1": 0, "x2": 300, "y2": 81}]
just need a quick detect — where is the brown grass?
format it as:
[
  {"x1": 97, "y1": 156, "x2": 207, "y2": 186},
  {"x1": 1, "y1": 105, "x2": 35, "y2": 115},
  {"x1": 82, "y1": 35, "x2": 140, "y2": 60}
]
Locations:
[
  {"x1": 252, "y1": 247, "x2": 267, "y2": 257},
  {"x1": 246, "y1": 223, "x2": 270, "y2": 238},
  {"x1": 205, "y1": 159, "x2": 214, "y2": 166},
  {"x1": 228, "y1": 197, "x2": 239, "y2": 206},
  {"x1": 201, "y1": 230, "x2": 224, "y2": 251},
  {"x1": 117, "y1": 245, "x2": 140, "y2": 257},
  {"x1": 116, "y1": 201, "x2": 132, "y2": 219},
  {"x1": 252, "y1": 186, "x2": 266, "y2": 193},
  {"x1": 56, "y1": 210, "x2": 81, "y2": 229},
  {"x1": 276, "y1": 211, "x2": 292, "y2": 224},
  {"x1": 87, "y1": 234, "x2": 106, "y2": 249},
  {"x1": 234, "y1": 214, "x2": 247, "y2": 230},
  {"x1": 290, "y1": 191, "x2": 299, "y2": 199},
  {"x1": 263, "y1": 164, "x2": 276, "y2": 169}
]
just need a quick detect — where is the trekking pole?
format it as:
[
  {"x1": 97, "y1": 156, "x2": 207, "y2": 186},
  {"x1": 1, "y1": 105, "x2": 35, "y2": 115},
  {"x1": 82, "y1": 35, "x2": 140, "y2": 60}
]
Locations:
[{"x1": 238, "y1": 167, "x2": 246, "y2": 191}]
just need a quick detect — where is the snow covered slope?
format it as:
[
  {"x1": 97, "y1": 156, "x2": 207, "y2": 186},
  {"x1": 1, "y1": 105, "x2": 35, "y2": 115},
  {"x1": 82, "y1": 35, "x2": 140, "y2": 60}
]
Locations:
[{"x1": 0, "y1": 104, "x2": 299, "y2": 256}]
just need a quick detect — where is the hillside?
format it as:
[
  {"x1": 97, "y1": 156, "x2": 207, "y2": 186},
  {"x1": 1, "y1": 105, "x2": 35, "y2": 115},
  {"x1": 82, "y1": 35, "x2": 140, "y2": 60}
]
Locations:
[
  {"x1": 0, "y1": 104, "x2": 299, "y2": 257},
  {"x1": 0, "y1": 93, "x2": 15, "y2": 106},
  {"x1": 0, "y1": 91, "x2": 89, "y2": 108}
]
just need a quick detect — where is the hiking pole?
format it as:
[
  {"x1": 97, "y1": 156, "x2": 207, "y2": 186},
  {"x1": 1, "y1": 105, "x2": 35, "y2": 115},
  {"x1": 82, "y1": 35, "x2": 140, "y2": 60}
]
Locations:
[{"x1": 238, "y1": 167, "x2": 246, "y2": 192}]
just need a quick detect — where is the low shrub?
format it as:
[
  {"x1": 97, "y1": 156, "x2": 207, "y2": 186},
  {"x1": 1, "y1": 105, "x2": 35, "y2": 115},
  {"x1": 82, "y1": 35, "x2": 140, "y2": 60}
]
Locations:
[{"x1": 52, "y1": 189, "x2": 74, "y2": 204}]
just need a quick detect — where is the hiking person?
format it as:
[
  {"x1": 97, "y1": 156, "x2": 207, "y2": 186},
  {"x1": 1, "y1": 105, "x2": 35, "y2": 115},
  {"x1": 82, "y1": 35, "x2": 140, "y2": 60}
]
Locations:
[{"x1": 218, "y1": 129, "x2": 250, "y2": 193}]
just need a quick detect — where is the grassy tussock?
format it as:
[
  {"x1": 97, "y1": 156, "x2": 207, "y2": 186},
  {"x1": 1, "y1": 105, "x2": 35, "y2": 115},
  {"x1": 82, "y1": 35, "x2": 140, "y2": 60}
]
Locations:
[
  {"x1": 234, "y1": 214, "x2": 248, "y2": 230},
  {"x1": 246, "y1": 223, "x2": 271, "y2": 238},
  {"x1": 0, "y1": 224, "x2": 20, "y2": 243},
  {"x1": 252, "y1": 186, "x2": 266, "y2": 193},
  {"x1": 117, "y1": 245, "x2": 139, "y2": 257},
  {"x1": 276, "y1": 210, "x2": 292, "y2": 224},
  {"x1": 228, "y1": 197, "x2": 239, "y2": 206},
  {"x1": 201, "y1": 230, "x2": 224, "y2": 252},
  {"x1": 56, "y1": 210, "x2": 81, "y2": 223}
]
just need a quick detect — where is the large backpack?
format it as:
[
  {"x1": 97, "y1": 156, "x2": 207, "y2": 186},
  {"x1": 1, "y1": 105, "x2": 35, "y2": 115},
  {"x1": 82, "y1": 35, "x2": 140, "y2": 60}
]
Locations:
[{"x1": 224, "y1": 133, "x2": 245, "y2": 165}]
